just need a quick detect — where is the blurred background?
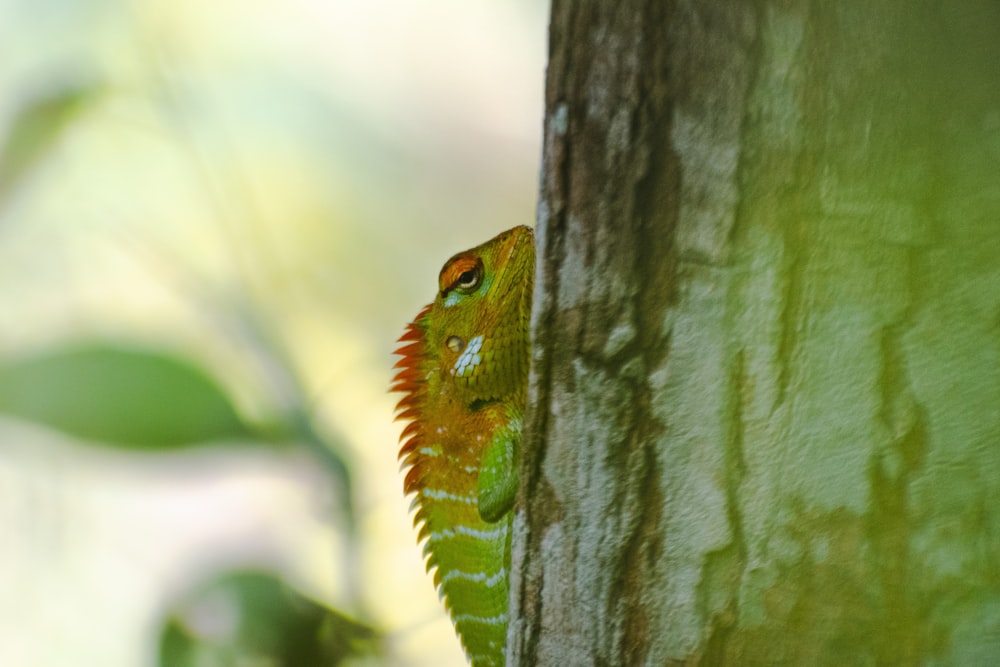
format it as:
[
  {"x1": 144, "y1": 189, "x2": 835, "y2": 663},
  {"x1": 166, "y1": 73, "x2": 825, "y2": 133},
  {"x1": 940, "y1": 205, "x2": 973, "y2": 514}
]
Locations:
[{"x1": 0, "y1": 1, "x2": 546, "y2": 665}]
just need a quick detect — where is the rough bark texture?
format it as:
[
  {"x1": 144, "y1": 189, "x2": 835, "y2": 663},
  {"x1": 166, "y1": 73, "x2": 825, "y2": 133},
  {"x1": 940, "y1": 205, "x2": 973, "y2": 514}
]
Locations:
[{"x1": 510, "y1": 0, "x2": 1000, "y2": 664}]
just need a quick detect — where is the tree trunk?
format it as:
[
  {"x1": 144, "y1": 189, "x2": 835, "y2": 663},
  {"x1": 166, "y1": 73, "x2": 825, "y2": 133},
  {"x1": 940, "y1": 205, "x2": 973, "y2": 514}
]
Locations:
[{"x1": 511, "y1": 0, "x2": 1000, "y2": 664}]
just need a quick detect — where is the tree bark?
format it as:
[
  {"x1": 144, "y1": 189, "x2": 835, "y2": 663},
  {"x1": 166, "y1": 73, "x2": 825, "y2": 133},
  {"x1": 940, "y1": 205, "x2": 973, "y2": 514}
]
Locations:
[{"x1": 511, "y1": 0, "x2": 1000, "y2": 664}]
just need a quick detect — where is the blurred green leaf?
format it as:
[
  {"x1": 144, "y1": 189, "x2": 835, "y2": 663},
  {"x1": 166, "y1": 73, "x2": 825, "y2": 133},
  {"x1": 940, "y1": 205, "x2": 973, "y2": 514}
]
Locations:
[
  {"x1": 0, "y1": 82, "x2": 100, "y2": 201},
  {"x1": 0, "y1": 342, "x2": 251, "y2": 448},
  {"x1": 159, "y1": 570, "x2": 380, "y2": 667}
]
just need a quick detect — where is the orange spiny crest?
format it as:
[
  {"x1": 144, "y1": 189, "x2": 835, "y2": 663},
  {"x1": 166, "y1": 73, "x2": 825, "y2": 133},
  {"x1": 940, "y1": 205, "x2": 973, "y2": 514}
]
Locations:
[
  {"x1": 393, "y1": 301, "x2": 440, "y2": 563},
  {"x1": 394, "y1": 406, "x2": 420, "y2": 423},
  {"x1": 393, "y1": 342, "x2": 424, "y2": 362},
  {"x1": 403, "y1": 464, "x2": 425, "y2": 495},
  {"x1": 399, "y1": 421, "x2": 421, "y2": 441},
  {"x1": 398, "y1": 438, "x2": 423, "y2": 465},
  {"x1": 390, "y1": 363, "x2": 419, "y2": 379},
  {"x1": 392, "y1": 386, "x2": 422, "y2": 403},
  {"x1": 397, "y1": 326, "x2": 423, "y2": 343},
  {"x1": 399, "y1": 451, "x2": 423, "y2": 473},
  {"x1": 393, "y1": 394, "x2": 418, "y2": 411},
  {"x1": 392, "y1": 370, "x2": 422, "y2": 385},
  {"x1": 393, "y1": 305, "x2": 431, "y2": 460},
  {"x1": 392, "y1": 394, "x2": 417, "y2": 412},
  {"x1": 390, "y1": 380, "x2": 419, "y2": 394},
  {"x1": 397, "y1": 440, "x2": 422, "y2": 464}
]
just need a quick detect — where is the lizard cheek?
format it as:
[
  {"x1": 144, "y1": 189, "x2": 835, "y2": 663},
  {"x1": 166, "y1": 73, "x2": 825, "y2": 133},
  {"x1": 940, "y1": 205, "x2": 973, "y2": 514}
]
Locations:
[
  {"x1": 452, "y1": 335, "x2": 484, "y2": 378},
  {"x1": 446, "y1": 336, "x2": 465, "y2": 353}
]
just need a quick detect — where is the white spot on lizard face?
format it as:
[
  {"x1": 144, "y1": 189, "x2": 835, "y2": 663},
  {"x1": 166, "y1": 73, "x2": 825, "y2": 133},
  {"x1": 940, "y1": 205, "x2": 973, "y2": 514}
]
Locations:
[{"x1": 452, "y1": 334, "x2": 484, "y2": 377}]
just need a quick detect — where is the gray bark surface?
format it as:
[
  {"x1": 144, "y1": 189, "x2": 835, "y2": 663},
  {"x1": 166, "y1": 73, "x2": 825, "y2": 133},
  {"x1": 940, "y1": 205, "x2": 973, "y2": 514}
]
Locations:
[{"x1": 511, "y1": 1, "x2": 1000, "y2": 664}]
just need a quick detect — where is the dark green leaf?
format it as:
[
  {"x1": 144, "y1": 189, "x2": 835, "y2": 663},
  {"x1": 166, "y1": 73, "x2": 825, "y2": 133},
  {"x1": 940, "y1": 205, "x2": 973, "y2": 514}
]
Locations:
[{"x1": 0, "y1": 342, "x2": 250, "y2": 448}]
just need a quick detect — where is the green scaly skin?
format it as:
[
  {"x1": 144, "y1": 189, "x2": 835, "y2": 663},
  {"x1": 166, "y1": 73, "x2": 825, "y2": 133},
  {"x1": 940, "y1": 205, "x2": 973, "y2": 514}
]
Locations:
[{"x1": 393, "y1": 226, "x2": 534, "y2": 666}]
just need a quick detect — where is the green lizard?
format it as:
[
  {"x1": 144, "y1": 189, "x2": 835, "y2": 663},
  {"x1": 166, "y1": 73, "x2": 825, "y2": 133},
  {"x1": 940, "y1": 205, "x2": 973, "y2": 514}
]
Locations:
[{"x1": 392, "y1": 226, "x2": 534, "y2": 666}]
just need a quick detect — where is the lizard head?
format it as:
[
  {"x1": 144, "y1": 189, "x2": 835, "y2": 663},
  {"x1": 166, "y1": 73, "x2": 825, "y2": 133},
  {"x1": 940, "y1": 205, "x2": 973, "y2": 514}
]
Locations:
[
  {"x1": 431, "y1": 225, "x2": 534, "y2": 403},
  {"x1": 394, "y1": 225, "x2": 535, "y2": 413}
]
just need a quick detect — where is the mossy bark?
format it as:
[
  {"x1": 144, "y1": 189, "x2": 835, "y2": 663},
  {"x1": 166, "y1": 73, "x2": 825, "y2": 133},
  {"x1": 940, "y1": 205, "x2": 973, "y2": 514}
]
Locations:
[{"x1": 512, "y1": 1, "x2": 1000, "y2": 664}]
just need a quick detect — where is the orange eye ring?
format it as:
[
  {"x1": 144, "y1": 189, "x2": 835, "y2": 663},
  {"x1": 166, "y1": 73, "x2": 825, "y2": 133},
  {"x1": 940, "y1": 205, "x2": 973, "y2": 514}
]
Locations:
[{"x1": 439, "y1": 255, "x2": 483, "y2": 296}]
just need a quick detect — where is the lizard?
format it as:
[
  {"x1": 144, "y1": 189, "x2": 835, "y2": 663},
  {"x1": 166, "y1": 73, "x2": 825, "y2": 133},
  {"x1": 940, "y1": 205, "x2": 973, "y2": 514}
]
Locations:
[{"x1": 392, "y1": 225, "x2": 534, "y2": 666}]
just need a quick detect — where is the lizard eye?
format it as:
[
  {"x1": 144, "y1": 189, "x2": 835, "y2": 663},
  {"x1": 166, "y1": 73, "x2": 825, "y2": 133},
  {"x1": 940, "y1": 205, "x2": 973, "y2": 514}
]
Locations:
[
  {"x1": 440, "y1": 256, "x2": 484, "y2": 297},
  {"x1": 455, "y1": 269, "x2": 480, "y2": 290}
]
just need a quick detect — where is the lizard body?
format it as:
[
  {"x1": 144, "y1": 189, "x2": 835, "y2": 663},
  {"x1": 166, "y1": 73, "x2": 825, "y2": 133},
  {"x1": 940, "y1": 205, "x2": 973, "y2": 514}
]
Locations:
[{"x1": 392, "y1": 226, "x2": 534, "y2": 666}]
